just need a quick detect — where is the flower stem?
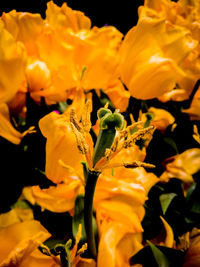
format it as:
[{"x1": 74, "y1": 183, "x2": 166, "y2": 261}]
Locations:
[{"x1": 84, "y1": 169, "x2": 100, "y2": 259}]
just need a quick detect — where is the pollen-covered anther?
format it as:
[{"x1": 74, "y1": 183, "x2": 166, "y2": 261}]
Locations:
[
  {"x1": 101, "y1": 160, "x2": 155, "y2": 170},
  {"x1": 105, "y1": 136, "x2": 119, "y2": 160},
  {"x1": 124, "y1": 125, "x2": 154, "y2": 148},
  {"x1": 119, "y1": 121, "x2": 143, "y2": 140},
  {"x1": 124, "y1": 161, "x2": 155, "y2": 169},
  {"x1": 70, "y1": 122, "x2": 88, "y2": 155},
  {"x1": 81, "y1": 99, "x2": 92, "y2": 133},
  {"x1": 70, "y1": 108, "x2": 83, "y2": 133}
]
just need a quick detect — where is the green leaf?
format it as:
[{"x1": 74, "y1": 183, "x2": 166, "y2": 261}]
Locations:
[
  {"x1": 160, "y1": 193, "x2": 177, "y2": 215},
  {"x1": 147, "y1": 241, "x2": 171, "y2": 267},
  {"x1": 163, "y1": 137, "x2": 179, "y2": 154},
  {"x1": 130, "y1": 244, "x2": 184, "y2": 267}
]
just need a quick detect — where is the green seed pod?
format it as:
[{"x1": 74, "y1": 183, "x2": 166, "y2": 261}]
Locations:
[
  {"x1": 97, "y1": 108, "x2": 112, "y2": 119},
  {"x1": 93, "y1": 108, "x2": 124, "y2": 167}
]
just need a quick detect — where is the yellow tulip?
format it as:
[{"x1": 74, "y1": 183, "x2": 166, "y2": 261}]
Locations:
[
  {"x1": 119, "y1": 0, "x2": 199, "y2": 100},
  {"x1": 0, "y1": 220, "x2": 59, "y2": 267},
  {"x1": 0, "y1": 20, "x2": 26, "y2": 103},
  {"x1": 1, "y1": 2, "x2": 126, "y2": 107},
  {"x1": 94, "y1": 167, "x2": 159, "y2": 266},
  {"x1": 160, "y1": 148, "x2": 200, "y2": 184},
  {"x1": 22, "y1": 103, "x2": 158, "y2": 266},
  {"x1": 140, "y1": 107, "x2": 175, "y2": 132}
]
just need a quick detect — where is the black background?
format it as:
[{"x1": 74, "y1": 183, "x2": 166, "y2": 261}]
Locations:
[{"x1": 0, "y1": 0, "x2": 144, "y2": 34}]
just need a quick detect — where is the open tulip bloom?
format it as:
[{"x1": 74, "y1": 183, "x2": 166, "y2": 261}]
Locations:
[{"x1": 0, "y1": 0, "x2": 200, "y2": 266}]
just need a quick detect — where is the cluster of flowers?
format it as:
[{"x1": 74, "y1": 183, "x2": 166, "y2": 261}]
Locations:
[{"x1": 0, "y1": 0, "x2": 200, "y2": 266}]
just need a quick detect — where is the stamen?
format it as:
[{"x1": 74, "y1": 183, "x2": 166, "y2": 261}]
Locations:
[
  {"x1": 81, "y1": 99, "x2": 92, "y2": 133},
  {"x1": 22, "y1": 126, "x2": 36, "y2": 137},
  {"x1": 70, "y1": 122, "x2": 88, "y2": 154},
  {"x1": 124, "y1": 125, "x2": 154, "y2": 148},
  {"x1": 70, "y1": 108, "x2": 83, "y2": 133},
  {"x1": 101, "y1": 160, "x2": 155, "y2": 170},
  {"x1": 123, "y1": 161, "x2": 155, "y2": 169},
  {"x1": 105, "y1": 135, "x2": 119, "y2": 160}
]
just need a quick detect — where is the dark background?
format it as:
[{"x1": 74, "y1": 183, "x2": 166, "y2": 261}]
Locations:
[{"x1": 0, "y1": 0, "x2": 144, "y2": 34}]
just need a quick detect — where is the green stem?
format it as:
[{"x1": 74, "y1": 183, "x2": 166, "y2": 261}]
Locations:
[
  {"x1": 92, "y1": 128, "x2": 116, "y2": 167},
  {"x1": 59, "y1": 250, "x2": 71, "y2": 267},
  {"x1": 84, "y1": 169, "x2": 100, "y2": 259}
]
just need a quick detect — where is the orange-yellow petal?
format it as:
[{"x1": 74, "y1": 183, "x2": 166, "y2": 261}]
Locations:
[
  {"x1": 119, "y1": 2, "x2": 198, "y2": 100},
  {"x1": 0, "y1": 20, "x2": 26, "y2": 103},
  {"x1": 28, "y1": 179, "x2": 83, "y2": 213},
  {"x1": 2, "y1": 10, "x2": 44, "y2": 56},
  {"x1": 0, "y1": 208, "x2": 33, "y2": 231},
  {"x1": 39, "y1": 111, "x2": 85, "y2": 183},
  {"x1": 46, "y1": 1, "x2": 91, "y2": 33},
  {"x1": 0, "y1": 103, "x2": 23, "y2": 144},
  {"x1": 141, "y1": 107, "x2": 175, "y2": 132},
  {"x1": 160, "y1": 148, "x2": 200, "y2": 184},
  {"x1": 104, "y1": 80, "x2": 130, "y2": 112},
  {"x1": 0, "y1": 220, "x2": 51, "y2": 266}
]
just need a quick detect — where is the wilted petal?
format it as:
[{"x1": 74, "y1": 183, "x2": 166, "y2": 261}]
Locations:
[
  {"x1": 160, "y1": 148, "x2": 200, "y2": 184},
  {"x1": 28, "y1": 179, "x2": 83, "y2": 213}
]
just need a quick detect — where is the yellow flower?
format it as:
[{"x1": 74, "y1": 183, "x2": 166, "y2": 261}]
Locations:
[
  {"x1": 140, "y1": 107, "x2": 175, "y2": 132},
  {"x1": 119, "y1": 0, "x2": 199, "y2": 100},
  {"x1": 0, "y1": 103, "x2": 35, "y2": 144},
  {"x1": 94, "y1": 167, "x2": 158, "y2": 266},
  {"x1": 39, "y1": 110, "x2": 85, "y2": 184},
  {"x1": 0, "y1": 19, "x2": 26, "y2": 103},
  {"x1": 2, "y1": 2, "x2": 126, "y2": 106},
  {"x1": 38, "y1": 1, "x2": 125, "y2": 104},
  {"x1": 160, "y1": 148, "x2": 200, "y2": 185},
  {"x1": 0, "y1": 220, "x2": 59, "y2": 267},
  {"x1": 22, "y1": 102, "x2": 158, "y2": 266}
]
